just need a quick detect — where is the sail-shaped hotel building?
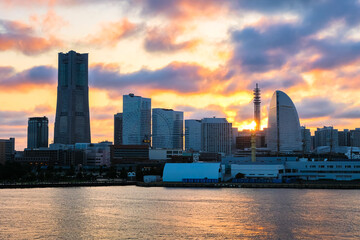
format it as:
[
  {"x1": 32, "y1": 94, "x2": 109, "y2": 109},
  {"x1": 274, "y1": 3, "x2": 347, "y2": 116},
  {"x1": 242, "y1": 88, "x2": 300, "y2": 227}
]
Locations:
[{"x1": 267, "y1": 90, "x2": 302, "y2": 153}]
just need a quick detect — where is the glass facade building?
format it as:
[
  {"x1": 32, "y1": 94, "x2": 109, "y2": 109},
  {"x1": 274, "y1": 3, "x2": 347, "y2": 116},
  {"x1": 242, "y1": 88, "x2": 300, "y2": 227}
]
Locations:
[
  {"x1": 152, "y1": 108, "x2": 183, "y2": 149},
  {"x1": 122, "y1": 94, "x2": 151, "y2": 145}
]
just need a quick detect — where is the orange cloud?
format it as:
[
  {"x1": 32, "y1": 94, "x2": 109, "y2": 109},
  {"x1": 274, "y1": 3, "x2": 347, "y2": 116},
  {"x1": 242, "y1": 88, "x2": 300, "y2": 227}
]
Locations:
[
  {"x1": 0, "y1": 19, "x2": 63, "y2": 55},
  {"x1": 86, "y1": 19, "x2": 142, "y2": 47}
]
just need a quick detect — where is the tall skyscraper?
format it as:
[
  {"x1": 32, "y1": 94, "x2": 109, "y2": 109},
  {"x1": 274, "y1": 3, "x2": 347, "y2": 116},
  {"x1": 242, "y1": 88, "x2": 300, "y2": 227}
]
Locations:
[
  {"x1": 152, "y1": 108, "x2": 183, "y2": 149},
  {"x1": 253, "y1": 83, "x2": 261, "y2": 131},
  {"x1": 114, "y1": 113, "x2": 123, "y2": 145},
  {"x1": 185, "y1": 119, "x2": 202, "y2": 151},
  {"x1": 201, "y1": 118, "x2": 232, "y2": 155},
  {"x1": 122, "y1": 93, "x2": 151, "y2": 145},
  {"x1": 267, "y1": 90, "x2": 302, "y2": 152},
  {"x1": 54, "y1": 50, "x2": 91, "y2": 144},
  {"x1": 27, "y1": 116, "x2": 48, "y2": 149}
]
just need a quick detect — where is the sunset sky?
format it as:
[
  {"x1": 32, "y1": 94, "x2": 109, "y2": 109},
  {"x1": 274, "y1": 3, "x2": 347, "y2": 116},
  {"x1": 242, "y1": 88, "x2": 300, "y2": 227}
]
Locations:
[{"x1": 1, "y1": 0, "x2": 360, "y2": 150}]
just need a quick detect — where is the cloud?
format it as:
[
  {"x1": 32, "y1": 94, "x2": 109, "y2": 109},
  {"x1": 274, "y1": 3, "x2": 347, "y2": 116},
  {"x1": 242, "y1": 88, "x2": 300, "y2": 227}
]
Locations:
[
  {"x1": 0, "y1": 19, "x2": 62, "y2": 55},
  {"x1": 86, "y1": 19, "x2": 143, "y2": 47},
  {"x1": 229, "y1": 0, "x2": 360, "y2": 72},
  {"x1": 0, "y1": 65, "x2": 56, "y2": 90},
  {"x1": 0, "y1": 110, "x2": 28, "y2": 126},
  {"x1": 144, "y1": 26, "x2": 199, "y2": 53},
  {"x1": 296, "y1": 97, "x2": 341, "y2": 119},
  {"x1": 90, "y1": 62, "x2": 232, "y2": 94},
  {"x1": 335, "y1": 108, "x2": 360, "y2": 119}
]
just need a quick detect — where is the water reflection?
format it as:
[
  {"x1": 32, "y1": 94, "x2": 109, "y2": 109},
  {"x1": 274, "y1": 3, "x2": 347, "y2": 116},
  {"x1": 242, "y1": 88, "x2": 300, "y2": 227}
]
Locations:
[{"x1": 0, "y1": 187, "x2": 359, "y2": 239}]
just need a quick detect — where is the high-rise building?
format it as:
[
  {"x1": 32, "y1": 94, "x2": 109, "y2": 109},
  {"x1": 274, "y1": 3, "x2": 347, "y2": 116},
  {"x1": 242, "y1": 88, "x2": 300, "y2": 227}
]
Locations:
[
  {"x1": 301, "y1": 126, "x2": 311, "y2": 153},
  {"x1": 350, "y1": 129, "x2": 360, "y2": 147},
  {"x1": 152, "y1": 108, "x2": 183, "y2": 149},
  {"x1": 185, "y1": 119, "x2": 202, "y2": 151},
  {"x1": 114, "y1": 113, "x2": 123, "y2": 145},
  {"x1": 338, "y1": 129, "x2": 350, "y2": 146},
  {"x1": 267, "y1": 90, "x2": 302, "y2": 152},
  {"x1": 54, "y1": 50, "x2": 91, "y2": 144},
  {"x1": 122, "y1": 93, "x2": 151, "y2": 145},
  {"x1": 201, "y1": 118, "x2": 232, "y2": 155},
  {"x1": 314, "y1": 126, "x2": 339, "y2": 149},
  {"x1": 0, "y1": 138, "x2": 15, "y2": 165},
  {"x1": 28, "y1": 117, "x2": 48, "y2": 149}
]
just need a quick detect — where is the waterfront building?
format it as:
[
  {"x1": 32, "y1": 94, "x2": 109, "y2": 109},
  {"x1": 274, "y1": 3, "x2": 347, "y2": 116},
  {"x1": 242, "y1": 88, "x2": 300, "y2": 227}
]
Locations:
[
  {"x1": 152, "y1": 108, "x2": 183, "y2": 149},
  {"x1": 54, "y1": 50, "x2": 91, "y2": 144},
  {"x1": 201, "y1": 118, "x2": 232, "y2": 156},
  {"x1": 149, "y1": 149, "x2": 183, "y2": 161},
  {"x1": 267, "y1": 90, "x2": 302, "y2": 153},
  {"x1": 301, "y1": 126, "x2": 311, "y2": 153},
  {"x1": 122, "y1": 94, "x2": 151, "y2": 145},
  {"x1": 185, "y1": 119, "x2": 202, "y2": 151},
  {"x1": 110, "y1": 145, "x2": 149, "y2": 164},
  {"x1": 0, "y1": 138, "x2": 15, "y2": 165},
  {"x1": 27, "y1": 117, "x2": 48, "y2": 149},
  {"x1": 314, "y1": 126, "x2": 339, "y2": 149},
  {"x1": 75, "y1": 141, "x2": 112, "y2": 166},
  {"x1": 114, "y1": 113, "x2": 123, "y2": 145},
  {"x1": 163, "y1": 163, "x2": 222, "y2": 182}
]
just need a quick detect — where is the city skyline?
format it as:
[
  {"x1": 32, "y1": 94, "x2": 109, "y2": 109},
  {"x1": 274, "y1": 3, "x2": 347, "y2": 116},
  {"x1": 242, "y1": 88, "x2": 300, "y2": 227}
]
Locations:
[{"x1": 1, "y1": 1, "x2": 360, "y2": 150}]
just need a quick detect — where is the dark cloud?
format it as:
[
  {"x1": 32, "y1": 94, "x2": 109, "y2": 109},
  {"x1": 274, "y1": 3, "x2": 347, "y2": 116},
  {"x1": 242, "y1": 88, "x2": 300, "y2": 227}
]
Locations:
[
  {"x1": 0, "y1": 110, "x2": 28, "y2": 126},
  {"x1": 0, "y1": 65, "x2": 56, "y2": 88},
  {"x1": 335, "y1": 109, "x2": 360, "y2": 119},
  {"x1": 90, "y1": 62, "x2": 232, "y2": 93},
  {"x1": 296, "y1": 97, "x2": 341, "y2": 119},
  {"x1": 229, "y1": 0, "x2": 360, "y2": 72}
]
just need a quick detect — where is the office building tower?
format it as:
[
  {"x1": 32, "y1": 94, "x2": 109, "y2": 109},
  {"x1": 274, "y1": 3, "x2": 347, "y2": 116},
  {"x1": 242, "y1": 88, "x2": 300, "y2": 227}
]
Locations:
[
  {"x1": 338, "y1": 129, "x2": 350, "y2": 146},
  {"x1": 301, "y1": 126, "x2": 311, "y2": 153},
  {"x1": 54, "y1": 50, "x2": 91, "y2": 144},
  {"x1": 185, "y1": 120, "x2": 202, "y2": 151},
  {"x1": 314, "y1": 126, "x2": 339, "y2": 149},
  {"x1": 253, "y1": 83, "x2": 261, "y2": 131},
  {"x1": 152, "y1": 108, "x2": 183, "y2": 149},
  {"x1": 201, "y1": 118, "x2": 232, "y2": 155},
  {"x1": 350, "y1": 129, "x2": 360, "y2": 147},
  {"x1": 114, "y1": 113, "x2": 123, "y2": 145},
  {"x1": 27, "y1": 116, "x2": 49, "y2": 149},
  {"x1": 0, "y1": 138, "x2": 15, "y2": 165},
  {"x1": 122, "y1": 93, "x2": 151, "y2": 145},
  {"x1": 267, "y1": 90, "x2": 302, "y2": 152}
]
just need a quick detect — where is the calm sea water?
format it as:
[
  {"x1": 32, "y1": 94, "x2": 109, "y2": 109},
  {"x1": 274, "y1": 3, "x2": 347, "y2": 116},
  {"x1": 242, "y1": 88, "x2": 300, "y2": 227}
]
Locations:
[{"x1": 0, "y1": 186, "x2": 359, "y2": 240}]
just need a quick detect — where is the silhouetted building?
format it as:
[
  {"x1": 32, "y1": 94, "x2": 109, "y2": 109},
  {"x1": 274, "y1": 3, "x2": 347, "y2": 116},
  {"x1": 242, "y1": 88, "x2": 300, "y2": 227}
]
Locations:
[
  {"x1": 111, "y1": 145, "x2": 149, "y2": 164},
  {"x1": 201, "y1": 118, "x2": 232, "y2": 155},
  {"x1": 0, "y1": 138, "x2": 15, "y2": 165},
  {"x1": 114, "y1": 113, "x2": 123, "y2": 145},
  {"x1": 54, "y1": 50, "x2": 91, "y2": 144},
  {"x1": 338, "y1": 129, "x2": 350, "y2": 146},
  {"x1": 314, "y1": 126, "x2": 338, "y2": 149},
  {"x1": 185, "y1": 119, "x2": 202, "y2": 151},
  {"x1": 301, "y1": 126, "x2": 311, "y2": 153},
  {"x1": 152, "y1": 108, "x2": 183, "y2": 149},
  {"x1": 350, "y1": 129, "x2": 360, "y2": 147},
  {"x1": 27, "y1": 117, "x2": 48, "y2": 149},
  {"x1": 122, "y1": 94, "x2": 151, "y2": 145},
  {"x1": 267, "y1": 90, "x2": 302, "y2": 153}
]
